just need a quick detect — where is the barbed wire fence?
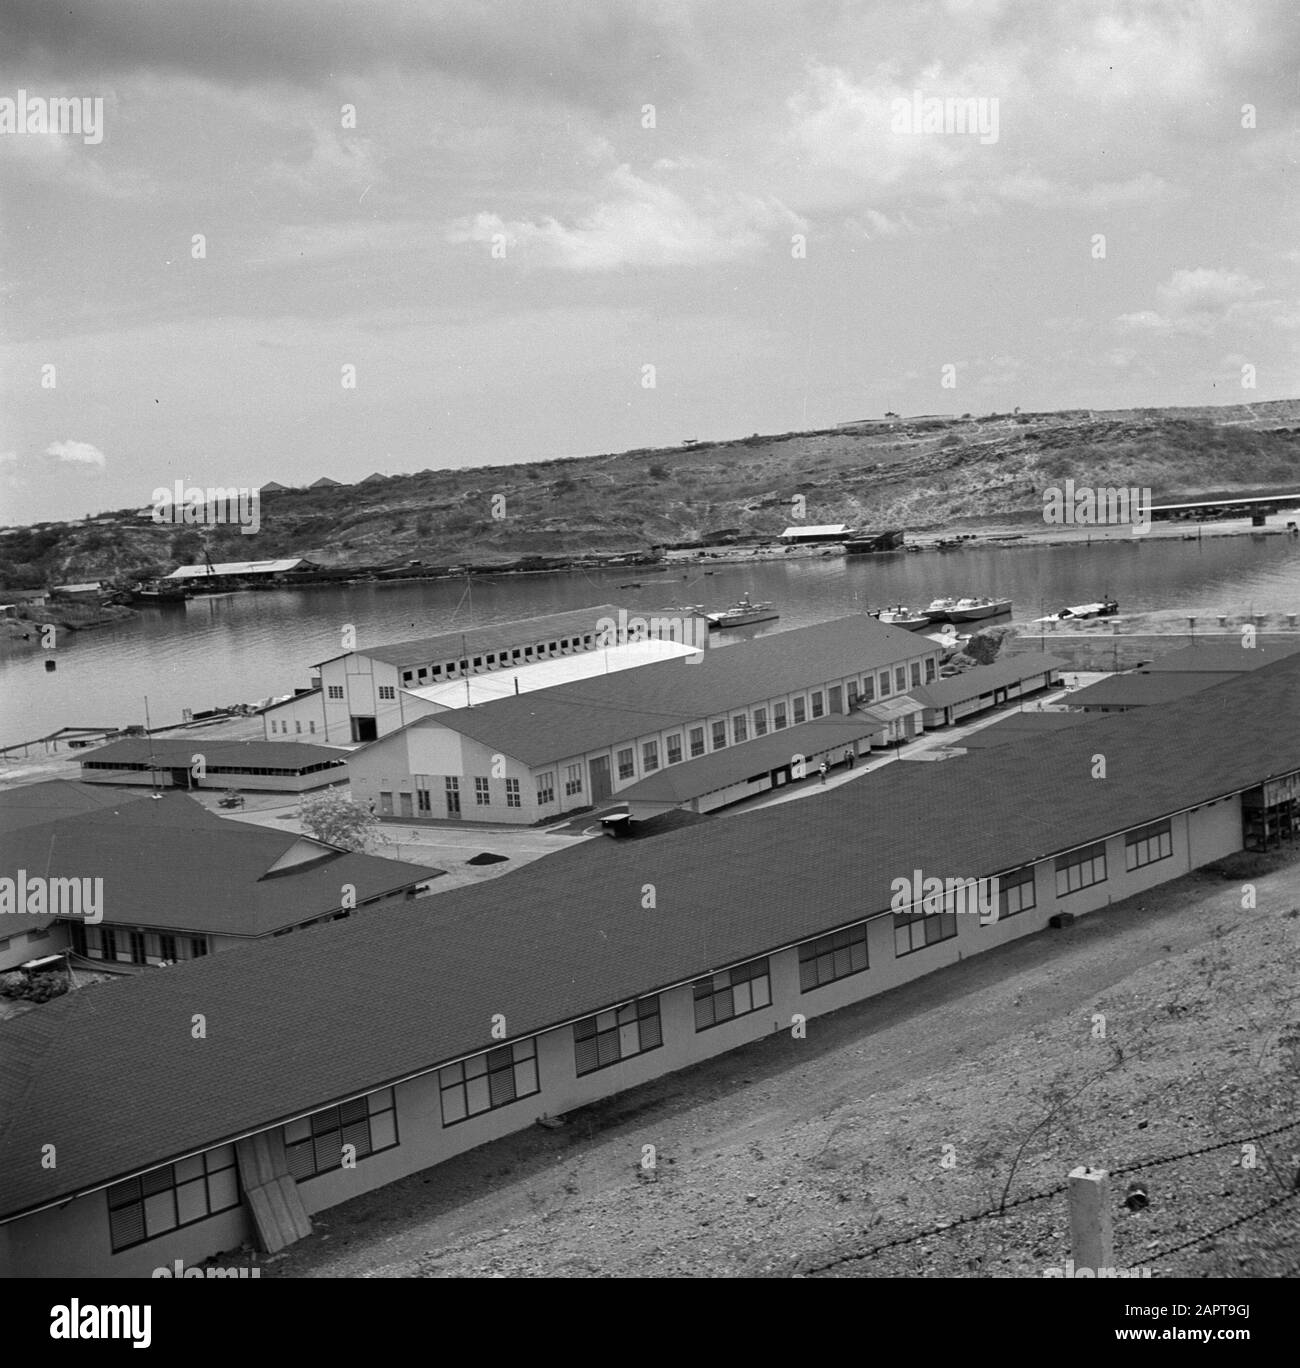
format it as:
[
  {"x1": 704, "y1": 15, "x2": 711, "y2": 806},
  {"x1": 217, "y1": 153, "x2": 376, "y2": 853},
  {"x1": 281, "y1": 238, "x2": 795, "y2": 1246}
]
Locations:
[{"x1": 798, "y1": 1116, "x2": 1300, "y2": 1276}]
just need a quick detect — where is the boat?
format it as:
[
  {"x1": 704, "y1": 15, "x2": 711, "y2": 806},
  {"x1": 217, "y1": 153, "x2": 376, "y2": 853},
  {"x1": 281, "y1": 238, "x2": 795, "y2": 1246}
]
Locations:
[
  {"x1": 129, "y1": 579, "x2": 188, "y2": 604},
  {"x1": 706, "y1": 593, "x2": 779, "y2": 630},
  {"x1": 844, "y1": 529, "x2": 905, "y2": 554},
  {"x1": 1036, "y1": 598, "x2": 1120, "y2": 622},
  {"x1": 924, "y1": 595, "x2": 1013, "y2": 622},
  {"x1": 873, "y1": 605, "x2": 931, "y2": 631}
]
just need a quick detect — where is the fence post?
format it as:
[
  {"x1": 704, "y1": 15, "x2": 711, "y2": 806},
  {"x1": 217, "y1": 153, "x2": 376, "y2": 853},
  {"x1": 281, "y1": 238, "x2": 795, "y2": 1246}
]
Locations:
[{"x1": 1068, "y1": 1166, "x2": 1113, "y2": 1274}]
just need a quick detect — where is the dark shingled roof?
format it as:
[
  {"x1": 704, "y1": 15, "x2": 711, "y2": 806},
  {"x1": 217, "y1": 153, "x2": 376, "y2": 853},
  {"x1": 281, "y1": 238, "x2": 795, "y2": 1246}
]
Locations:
[
  {"x1": 76, "y1": 738, "x2": 348, "y2": 771},
  {"x1": 1067, "y1": 672, "x2": 1225, "y2": 709},
  {"x1": 0, "y1": 793, "x2": 442, "y2": 938},
  {"x1": 380, "y1": 615, "x2": 934, "y2": 767},
  {"x1": 2, "y1": 652, "x2": 1299, "y2": 1221},
  {"x1": 906, "y1": 653, "x2": 1069, "y2": 709},
  {"x1": 321, "y1": 604, "x2": 625, "y2": 669},
  {"x1": 0, "y1": 780, "x2": 157, "y2": 831},
  {"x1": 1138, "y1": 638, "x2": 1300, "y2": 673},
  {"x1": 955, "y1": 712, "x2": 1098, "y2": 749}
]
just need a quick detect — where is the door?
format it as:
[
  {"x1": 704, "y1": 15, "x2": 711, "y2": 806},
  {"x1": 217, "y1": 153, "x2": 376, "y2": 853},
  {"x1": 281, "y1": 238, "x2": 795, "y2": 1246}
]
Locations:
[
  {"x1": 399, "y1": 792, "x2": 413, "y2": 818},
  {"x1": 170, "y1": 767, "x2": 191, "y2": 789},
  {"x1": 445, "y1": 777, "x2": 461, "y2": 817},
  {"x1": 351, "y1": 716, "x2": 378, "y2": 742},
  {"x1": 589, "y1": 754, "x2": 612, "y2": 803}
]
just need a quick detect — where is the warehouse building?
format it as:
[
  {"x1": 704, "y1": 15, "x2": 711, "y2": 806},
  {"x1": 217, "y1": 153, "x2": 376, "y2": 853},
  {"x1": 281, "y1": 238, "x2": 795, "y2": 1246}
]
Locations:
[
  {"x1": 76, "y1": 738, "x2": 348, "y2": 793},
  {"x1": 906, "y1": 653, "x2": 1068, "y2": 728},
  {"x1": 2, "y1": 650, "x2": 1297, "y2": 1276},
  {"x1": 347, "y1": 615, "x2": 941, "y2": 823}
]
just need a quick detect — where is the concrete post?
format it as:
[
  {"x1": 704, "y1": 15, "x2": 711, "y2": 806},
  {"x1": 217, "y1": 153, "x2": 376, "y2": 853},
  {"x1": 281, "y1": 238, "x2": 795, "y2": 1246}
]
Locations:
[{"x1": 1068, "y1": 1166, "x2": 1113, "y2": 1273}]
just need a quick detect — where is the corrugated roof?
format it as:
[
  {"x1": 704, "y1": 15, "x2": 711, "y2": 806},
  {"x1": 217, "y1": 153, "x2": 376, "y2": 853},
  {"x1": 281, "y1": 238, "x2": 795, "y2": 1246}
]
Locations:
[
  {"x1": 404, "y1": 638, "x2": 701, "y2": 709},
  {"x1": 1068, "y1": 673, "x2": 1224, "y2": 708},
  {"x1": 907, "y1": 653, "x2": 1069, "y2": 709},
  {"x1": 166, "y1": 559, "x2": 308, "y2": 580},
  {"x1": 326, "y1": 604, "x2": 625, "y2": 670},
  {"x1": 77, "y1": 739, "x2": 348, "y2": 771},
  {"x1": 374, "y1": 616, "x2": 934, "y2": 767},
  {"x1": 3, "y1": 652, "x2": 1298, "y2": 1222},
  {"x1": 0, "y1": 793, "x2": 441, "y2": 939},
  {"x1": 616, "y1": 717, "x2": 881, "y2": 804},
  {"x1": 781, "y1": 524, "x2": 847, "y2": 537}
]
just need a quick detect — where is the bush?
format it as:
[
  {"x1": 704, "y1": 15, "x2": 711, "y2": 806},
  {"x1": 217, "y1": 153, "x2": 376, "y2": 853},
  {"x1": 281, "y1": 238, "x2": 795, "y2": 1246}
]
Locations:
[{"x1": 0, "y1": 969, "x2": 70, "y2": 1003}]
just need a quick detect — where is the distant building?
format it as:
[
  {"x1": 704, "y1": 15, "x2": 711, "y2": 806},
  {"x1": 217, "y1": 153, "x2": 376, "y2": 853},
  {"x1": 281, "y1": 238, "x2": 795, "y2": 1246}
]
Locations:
[
  {"x1": 259, "y1": 480, "x2": 289, "y2": 493},
  {"x1": 310, "y1": 476, "x2": 344, "y2": 489},
  {"x1": 359, "y1": 472, "x2": 389, "y2": 485},
  {"x1": 76, "y1": 738, "x2": 349, "y2": 793},
  {"x1": 50, "y1": 582, "x2": 104, "y2": 601},
  {"x1": 780, "y1": 524, "x2": 849, "y2": 543},
  {"x1": 164, "y1": 558, "x2": 316, "y2": 588}
]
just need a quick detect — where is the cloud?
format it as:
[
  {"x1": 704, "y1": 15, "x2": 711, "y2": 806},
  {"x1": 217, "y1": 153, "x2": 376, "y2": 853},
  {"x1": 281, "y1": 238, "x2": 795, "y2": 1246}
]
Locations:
[
  {"x1": 448, "y1": 164, "x2": 805, "y2": 271},
  {"x1": 1117, "y1": 268, "x2": 1264, "y2": 335},
  {"x1": 46, "y1": 440, "x2": 106, "y2": 467}
]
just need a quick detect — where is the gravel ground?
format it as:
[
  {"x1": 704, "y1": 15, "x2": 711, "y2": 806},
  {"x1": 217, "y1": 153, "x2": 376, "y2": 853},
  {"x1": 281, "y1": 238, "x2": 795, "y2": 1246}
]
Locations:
[{"x1": 260, "y1": 847, "x2": 1300, "y2": 1279}]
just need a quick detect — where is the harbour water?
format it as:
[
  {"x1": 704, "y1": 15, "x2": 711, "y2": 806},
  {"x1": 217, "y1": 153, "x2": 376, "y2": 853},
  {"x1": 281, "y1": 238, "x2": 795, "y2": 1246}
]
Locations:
[{"x1": 2, "y1": 535, "x2": 1297, "y2": 749}]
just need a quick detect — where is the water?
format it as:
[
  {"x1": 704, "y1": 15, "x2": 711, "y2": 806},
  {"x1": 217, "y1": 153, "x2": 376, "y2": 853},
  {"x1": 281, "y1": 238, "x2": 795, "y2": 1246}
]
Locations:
[{"x1": 2, "y1": 535, "x2": 1297, "y2": 748}]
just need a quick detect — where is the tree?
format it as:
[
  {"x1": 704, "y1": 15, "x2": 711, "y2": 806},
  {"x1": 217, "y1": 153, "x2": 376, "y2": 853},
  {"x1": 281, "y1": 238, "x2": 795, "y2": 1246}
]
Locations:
[{"x1": 298, "y1": 787, "x2": 384, "y2": 852}]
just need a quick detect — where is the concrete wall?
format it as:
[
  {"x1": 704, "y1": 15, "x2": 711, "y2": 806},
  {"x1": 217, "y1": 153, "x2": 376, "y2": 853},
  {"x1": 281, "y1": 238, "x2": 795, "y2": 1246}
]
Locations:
[{"x1": 1, "y1": 792, "x2": 1247, "y2": 1277}]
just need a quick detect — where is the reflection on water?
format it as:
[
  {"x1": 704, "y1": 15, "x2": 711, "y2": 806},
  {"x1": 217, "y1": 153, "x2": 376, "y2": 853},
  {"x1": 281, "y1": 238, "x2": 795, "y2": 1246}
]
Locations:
[{"x1": 1, "y1": 535, "x2": 1296, "y2": 747}]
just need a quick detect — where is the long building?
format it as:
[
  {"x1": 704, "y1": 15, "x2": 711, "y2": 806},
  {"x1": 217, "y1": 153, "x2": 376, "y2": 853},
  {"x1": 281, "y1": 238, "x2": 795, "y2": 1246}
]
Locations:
[
  {"x1": 2, "y1": 651, "x2": 1298, "y2": 1275},
  {"x1": 347, "y1": 615, "x2": 940, "y2": 822}
]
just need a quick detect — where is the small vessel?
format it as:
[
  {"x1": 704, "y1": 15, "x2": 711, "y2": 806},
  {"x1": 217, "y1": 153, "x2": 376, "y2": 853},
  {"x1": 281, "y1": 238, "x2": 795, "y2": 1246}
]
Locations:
[
  {"x1": 1040, "y1": 596, "x2": 1122, "y2": 623},
  {"x1": 707, "y1": 592, "x2": 779, "y2": 630},
  {"x1": 844, "y1": 529, "x2": 905, "y2": 554},
  {"x1": 130, "y1": 579, "x2": 187, "y2": 604},
  {"x1": 873, "y1": 605, "x2": 931, "y2": 631},
  {"x1": 924, "y1": 595, "x2": 1013, "y2": 622}
]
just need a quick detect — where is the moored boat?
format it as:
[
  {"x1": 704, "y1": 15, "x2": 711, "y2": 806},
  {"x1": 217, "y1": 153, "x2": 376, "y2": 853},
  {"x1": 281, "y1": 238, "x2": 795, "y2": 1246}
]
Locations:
[
  {"x1": 924, "y1": 595, "x2": 1013, "y2": 621},
  {"x1": 706, "y1": 592, "x2": 779, "y2": 629},
  {"x1": 874, "y1": 605, "x2": 931, "y2": 630}
]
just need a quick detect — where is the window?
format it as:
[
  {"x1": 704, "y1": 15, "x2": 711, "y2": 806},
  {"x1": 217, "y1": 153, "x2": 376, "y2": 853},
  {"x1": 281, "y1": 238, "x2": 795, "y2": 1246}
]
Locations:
[
  {"x1": 752, "y1": 707, "x2": 768, "y2": 737},
  {"x1": 925, "y1": 657, "x2": 937, "y2": 683},
  {"x1": 505, "y1": 778, "x2": 521, "y2": 808},
  {"x1": 712, "y1": 720, "x2": 727, "y2": 750},
  {"x1": 810, "y1": 691, "x2": 824, "y2": 718},
  {"x1": 69, "y1": 922, "x2": 87, "y2": 956},
  {"x1": 879, "y1": 671, "x2": 891, "y2": 697},
  {"x1": 997, "y1": 866, "x2": 1036, "y2": 920},
  {"x1": 107, "y1": 1145, "x2": 240, "y2": 1253},
  {"x1": 285, "y1": 1089, "x2": 398, "y2": 1182},
  {"x1": 1055, "y1": 842, "x2": 1108, "y2": 897},
  {"x1": 129, "y1": 931, "x2": 147, "y2": 966},
  {"x1": 190, "y1": 937, "x2": 208, "y2": 958},
  {"x1": 861, "y1": 675, "x2": 875, "y2": 703},
  {"x1": 642, "y1": 740, "x2": 659, "y2": 773},
  {"x1": 473, "y1": 657, "x2": 483, "y2": 668},
  {"x1": 486, "y1": 654, "x2": 496, "y2": 665},
  {"x1": 574, "y1": 997, "x2": 663, "y2": 1075},
  {"x1": 792, "y1": 696, "x2": 806, "y2": 724},
  {"x1": 328, "y1": 685, "x2": 344, "y2": 700},
  {"x1": 774, "y1": 701, "x2": 788, "y2": 729},
  {"x1": 689, "y1": 726, "x2": 706, "y2": 758},
  {"x1": 537, "y1": 772, "x2": 555, "y2": 805},
  {"x1": 378, "y1": 685, "x2": 396, "y2": 700},
  {"x1": 159, "y1": 934, "x2": 177, "y2": 962},
  {"x1": 439, "y1": 1040, "x2": 539, "y2": 1125},
  {"x1": 894, "y1": 907, "x2": 957, "y2": 957},
  {"x1": 828, "y1": 685, "x2": 842, "y2": 713},
  {"x1": 799, "y1": 924, "x2": 870, "y2": 992},
  {"x1": 733, "y1": 714, "x2": 748, "y2": 743},
  {"x1": 693, "y1": 958, "x2": 771, "y2": 1031},
  {"x1": 401, "y1": 672, "x2": 413, "y2": 685},
  {"x1": 309, "y1": 721, "x2": 316, "y2": 734},
  {"x1": 617, "y1": 748, "x2": 635, "y2": 780},
  {"x1": 845, "y1": 682, "x2": 857, "y2": 708},
  {"x1": 1125, "y1": 820, "x2": 1172, "y2": 871},
  {"x1": 666, "y1": 733, "x2": 683, "y2": 765},
  {"x1": 475, "y1": 777, "x2": 490, "y2": 806},
  {"x1": 415, "y1": 775, "x2": 431, "y2": 814},
  {"x1": 910, "y1": 661, "x2": 922, "y2": 688},
  {"x1": 564, "y1": 764, "x2": 583, "y2": 796}
]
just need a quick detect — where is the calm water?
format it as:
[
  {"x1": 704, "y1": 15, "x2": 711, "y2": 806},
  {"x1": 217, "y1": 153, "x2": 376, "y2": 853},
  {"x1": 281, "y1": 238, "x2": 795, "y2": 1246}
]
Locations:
[{"x1": 3, "y1": 536, "x2": 1298, "y2": 748}]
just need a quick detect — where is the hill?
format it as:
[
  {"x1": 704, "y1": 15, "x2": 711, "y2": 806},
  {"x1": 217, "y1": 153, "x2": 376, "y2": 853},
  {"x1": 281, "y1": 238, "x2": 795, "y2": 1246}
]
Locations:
[{"x1": 2, "y1": 399, "x2": 1299, "y2": 586}]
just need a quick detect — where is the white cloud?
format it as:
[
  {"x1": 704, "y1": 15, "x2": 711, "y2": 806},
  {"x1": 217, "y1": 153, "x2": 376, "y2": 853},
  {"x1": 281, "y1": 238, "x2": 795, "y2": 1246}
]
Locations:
[
  {"x1": 448, "y1": 164, "x2": 805, "y2": 270},
  {"x1": 1117, "y1": 268, "x2": 1264, "y2": 335},
  {"x1": 46, "y1": 440, "x2": 107, "y2": 467}
]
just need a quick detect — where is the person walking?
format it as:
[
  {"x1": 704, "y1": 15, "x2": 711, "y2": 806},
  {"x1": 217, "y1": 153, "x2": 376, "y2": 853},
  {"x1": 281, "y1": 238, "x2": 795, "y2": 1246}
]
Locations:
[{"x1": 818, "y1": 760, "x2": 828, "y2": 784}]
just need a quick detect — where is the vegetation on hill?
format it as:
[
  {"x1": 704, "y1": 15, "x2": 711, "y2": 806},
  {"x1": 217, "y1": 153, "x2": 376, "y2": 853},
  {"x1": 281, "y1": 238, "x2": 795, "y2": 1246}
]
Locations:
[{"x1": 1, "y1": 401, "x2": 1298, "y2": 585}]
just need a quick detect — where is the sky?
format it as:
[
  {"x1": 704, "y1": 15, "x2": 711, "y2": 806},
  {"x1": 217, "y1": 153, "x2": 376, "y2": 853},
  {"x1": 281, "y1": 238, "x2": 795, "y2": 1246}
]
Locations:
[{"x1": 1, "y1": 0, "x2": 1297, "y2": 524}]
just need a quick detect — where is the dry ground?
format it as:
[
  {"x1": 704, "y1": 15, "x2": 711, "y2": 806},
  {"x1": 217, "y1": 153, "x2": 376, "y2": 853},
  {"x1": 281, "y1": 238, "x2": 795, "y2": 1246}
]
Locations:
[{"x1": 261, "y1": 847, "x2": 1300, "y2": 1279}]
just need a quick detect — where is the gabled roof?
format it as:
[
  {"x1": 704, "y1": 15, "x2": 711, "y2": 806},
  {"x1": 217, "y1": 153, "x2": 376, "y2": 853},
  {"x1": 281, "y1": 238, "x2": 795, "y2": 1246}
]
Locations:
[
  {"x1": 316, "y1": 604, "x2": 624, "y2": 669},
  {"x1": 2, "y1": 651, "x2": 1299, "y2": 1222},
  {"x1": 77, "y1": 738, "x2": 347, "y2": 771},
  {"x1": 1138, "y1": 639, "x2": 1300, "y2": 673},
  {"x1": 165, "y1": 559, "x2": 309, "y2": 580},
  {"x1": 373, "y1": 616, "x2": 934, "y2": 767},
  {"x1": 310, "y1": 476, "x2": 343, "y2": 488},
  {"x1": 0, "y1": 792, "x2": 440, "y2": 938},
  {"x1": 617, "y1": 716, "x2": 880, "y2": 805},
  {"x1": 1067, "y1": 673, "x2": 1224, "y2": 708},
  {"x1": 906, "y1": 653, "x2": 1069, "y2": 709},
  {"x1": 0, "y1": 780, "x2": 157, "y2": 831}
]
